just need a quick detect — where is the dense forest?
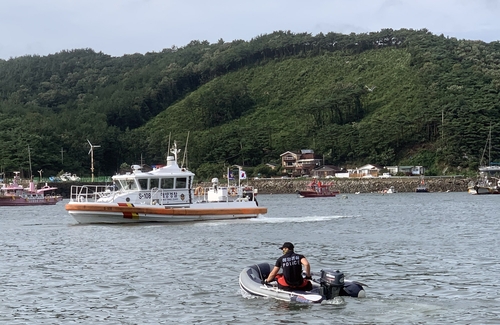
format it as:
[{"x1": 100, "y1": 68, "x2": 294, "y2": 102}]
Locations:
[{"x1": 1, "y1": 28, "x2": 499, "y2": 180}]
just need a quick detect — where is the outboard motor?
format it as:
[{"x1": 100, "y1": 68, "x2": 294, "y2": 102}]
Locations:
[
  {"x1": 243, "y1": 188, "x2": 254, "y2": 201},
  {"x1": 319, "y1": 269, "x2": 344, "y2": 300}
]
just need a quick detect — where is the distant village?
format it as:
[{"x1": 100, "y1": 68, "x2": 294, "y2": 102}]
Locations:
[{"x1": 277, "y1": 149, "x2": 425, "y2": 179}]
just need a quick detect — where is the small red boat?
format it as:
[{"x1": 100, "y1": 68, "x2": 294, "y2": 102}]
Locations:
[{"x1": 297, "y1": 179, "x2": 340, "y2": 198}]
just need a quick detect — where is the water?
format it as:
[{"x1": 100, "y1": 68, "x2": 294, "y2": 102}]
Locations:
[{"x1": 1, "y1": 192, "x2": 499, "y2": 324}]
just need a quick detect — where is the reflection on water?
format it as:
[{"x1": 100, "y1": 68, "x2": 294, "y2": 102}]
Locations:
[{"x1": 1, "y1": 194, "x2": 500, "y2": 324}]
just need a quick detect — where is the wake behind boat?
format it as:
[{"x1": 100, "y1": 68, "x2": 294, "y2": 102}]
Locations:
[
  {"x1": 239, "y1": 263, "x2": 365, "y2": 303},
  {"x1": 65, "y1": 142, "x2": 267, "y2": 224}
]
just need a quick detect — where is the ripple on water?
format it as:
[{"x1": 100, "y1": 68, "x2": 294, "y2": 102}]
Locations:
[{"x1": 1, "y1": 194, "x2": 500, "y2": 323}]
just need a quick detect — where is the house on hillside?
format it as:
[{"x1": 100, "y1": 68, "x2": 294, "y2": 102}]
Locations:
[{"x1": 280, "y1": 150, "x2": 322, "y2": 177}]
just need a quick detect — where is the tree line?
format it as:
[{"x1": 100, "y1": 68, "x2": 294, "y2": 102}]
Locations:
[{"x1": 0, "y1": 28, "x2": 499, "y2": 180}]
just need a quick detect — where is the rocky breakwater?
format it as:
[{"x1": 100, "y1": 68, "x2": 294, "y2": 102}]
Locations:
[{"x1": 250, "y1": 177, "x2": 470, "y2": 194}]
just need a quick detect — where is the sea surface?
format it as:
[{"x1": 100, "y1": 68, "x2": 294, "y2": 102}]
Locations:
[{"x1": 1, "y1": 192, "x2": 499, "y2": 324}]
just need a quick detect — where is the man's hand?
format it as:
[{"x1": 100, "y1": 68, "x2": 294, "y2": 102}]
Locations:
[{"x1": 261, "y1": 279, "x2": 268, "y2": 285}]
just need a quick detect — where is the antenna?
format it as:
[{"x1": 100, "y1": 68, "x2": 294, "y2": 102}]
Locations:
[
  {"x1": 181, "y1": 131, "x2": 190, "y2": 168},
  {"x1": 87, "y1": 139, "x2": 101, "y2": 182},
  {"x1": 170, "y1": 141, "x2": 180, "y2": 163}
]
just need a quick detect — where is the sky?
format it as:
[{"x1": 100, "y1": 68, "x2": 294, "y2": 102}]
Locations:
[{"x1": 1, "y1": 0, "x2": 500, "y2": 60}]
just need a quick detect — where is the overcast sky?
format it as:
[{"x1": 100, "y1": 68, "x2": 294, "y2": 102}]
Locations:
[{"x1": 1, "y1": 0, "x2": 499, "y2": 60}]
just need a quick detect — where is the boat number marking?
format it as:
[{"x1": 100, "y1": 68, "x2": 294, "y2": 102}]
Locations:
[
  {"x1": 138, "y1": 193, "x2": 152, "y2": 199},
  {"x1": 138, "y1": 192, "x2": 179, "y2": 199}
]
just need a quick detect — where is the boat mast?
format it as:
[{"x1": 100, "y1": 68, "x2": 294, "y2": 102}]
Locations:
[
  {"x1": 480, "y1": 123, "x2": 492, "y2": 167},
  {"x1": 28, "y1": 145, "x2": 33, "y2": 180},
  {"x1": 489, "y1": 124, "x2": 492, "y2": 167}
]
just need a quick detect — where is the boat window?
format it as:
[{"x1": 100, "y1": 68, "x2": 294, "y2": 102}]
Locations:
[
  {"x1": 125, "y1": 180, "x2": 137, "y2": 190},
  {"x1": 175, "y1": 177, "x2": 187, "y2": 189},
  {"x1": 160, "y1": 178, "x2": 174, "y2": 189},
  {"x1": 113, "y1": 181, "x2": 123, "y2": 190},
  {"x1": 138, "y1": 178, "x2": 148, "y2": 190},
  {"x1": 117, "y1": 180, "x2": 128, "y2": 190},
  {"x1": 150, "y1": 178, "x2": 159, "y2": 189}
]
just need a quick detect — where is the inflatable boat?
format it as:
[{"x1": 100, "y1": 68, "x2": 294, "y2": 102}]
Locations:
[{"x1": 239, "y1": 263, "x2": 366, "y2": 303}]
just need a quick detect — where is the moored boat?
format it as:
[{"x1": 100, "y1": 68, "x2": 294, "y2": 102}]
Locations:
[
  {"x1": 65, "y1": 142, "x2": 267, "y2": 224},
  {"x1": 467, "y1": 168, "x2": 500, "y2": 195},
  {"x1": 0, "y1": 172, "x2": 63, "y2": 206},
  {"x1": 468, "y1": 125, "x2": 500, "y2": 194},
  {"x1": 239, "y1": 262, "x2": 365, "y2": 303},
  {"x1": 297, "y1": 179, "x2": 340, "y2": 198},
  {"x1": 59, "y1": 172, "x2": 81, "y2": 182},
  {"x1": 382, "y1": 186, "x2": 396, "y2": 194},
  {"x1": 415, "y1": 178, "x2": 429, "y2": 193}
]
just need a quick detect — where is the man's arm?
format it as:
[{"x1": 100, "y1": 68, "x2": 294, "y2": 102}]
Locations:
[
  {"x1": 265, "y1": 266, "x2": 280, "y2": 282},
  {"x1": 301, "y1": 257, "x2": 311, "y2": 277}
]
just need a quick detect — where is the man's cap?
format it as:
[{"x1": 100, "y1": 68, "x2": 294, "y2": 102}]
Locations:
[{"x1": 279, "y1": 242, "x2": 294, "y2": 250}]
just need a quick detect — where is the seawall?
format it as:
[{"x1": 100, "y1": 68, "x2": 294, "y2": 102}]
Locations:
[{"x1": 249, "y1": 177, "x2": 470, "y2": 194}]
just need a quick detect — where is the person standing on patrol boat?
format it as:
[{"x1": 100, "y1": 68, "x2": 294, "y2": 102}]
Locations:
[{"x1": 263, "y1": 242, "x2": 312, "y2": 291}]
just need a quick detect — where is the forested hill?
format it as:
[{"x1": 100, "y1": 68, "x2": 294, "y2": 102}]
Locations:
[{"x1": 1, "y1": 28, "x2": 499, "y2": 180}]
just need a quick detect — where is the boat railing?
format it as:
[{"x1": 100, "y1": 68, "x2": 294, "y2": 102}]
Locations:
[
  {"x1": 70, "y1": 185, "x2": 117, "y2": 202},
  {"x1": 149, "y1": 187, "x2": 165, "y2": 205},
  {"x1": 193, "y1": 185, "x2": 257, "y2": 203},
  {"x1": 70, "y1": 184, "x2": 259, "y2": 204}
]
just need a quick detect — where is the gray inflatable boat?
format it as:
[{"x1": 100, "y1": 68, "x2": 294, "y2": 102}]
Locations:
[{"x1": 239, "y1": 262, "x2": 366, "y2": 303}]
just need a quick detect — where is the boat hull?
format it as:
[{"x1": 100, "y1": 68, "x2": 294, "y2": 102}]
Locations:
[
  {"x1": 468, "y1": 185, "x2": 499, "y2": 195},
  {"x1": 297, "y1": 191, "x2": 339, "y2": 198},
  {"x1": 469, "y1": 187, "x2": 500, "y2": 195},
  {"x1": 66, "y1": 202, "x2": 267, "y2": 224},
  {"x1": 0, "y1": 196, "x2": 62, "y2": 206},
  {"x1": 239, "y1": 263, "x2": 365, "y2": 303}
]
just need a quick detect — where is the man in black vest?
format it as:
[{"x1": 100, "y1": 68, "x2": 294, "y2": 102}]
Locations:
[{"x1": 263, "y1": 242, "x2": 312, "y2": 291}]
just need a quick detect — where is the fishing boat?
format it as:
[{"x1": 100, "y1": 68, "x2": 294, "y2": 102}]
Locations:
[
  {"x1": 467, "y1": 168, "x2": 500, "y2": 195},
  {"x1": 65, "y1": 142, "x2": 267, "y2": 224},
  {"x1": 415, "y1": 177, "x2": 429, "y2": 193},
  {"x1": 468, "y1": 124, "x2": 500, "y2": 194},
  {"x1": 296, "y1": 179, "x2": 340, "y2": 198},
  {"x1": 239, "y1": 262, "x2": 365, "y2": 303},
  {"x1": 0, "y1": 172, "x2": 63, "y2": 206}
]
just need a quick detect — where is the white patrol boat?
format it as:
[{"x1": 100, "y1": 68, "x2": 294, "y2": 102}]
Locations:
[{"x1": 65, "y1": 143, "x2": 266, "y2": 224}]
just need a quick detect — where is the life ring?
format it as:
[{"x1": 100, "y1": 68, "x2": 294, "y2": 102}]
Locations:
[
  {"x1": 229, "y1": 187, "x2": 238, "y2": 196},
  {"x1": 194, "y1": 186, "x2": 204, "y2": 196}
]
